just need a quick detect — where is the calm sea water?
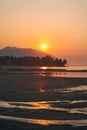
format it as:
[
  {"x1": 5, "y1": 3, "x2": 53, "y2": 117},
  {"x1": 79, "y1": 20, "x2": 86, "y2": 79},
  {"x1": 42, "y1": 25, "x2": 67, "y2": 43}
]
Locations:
[
  {"x1": 2, "y1": 65, "x2": 87, "y2": 77},
  {"x1": 32, "y1": 66, "x2": 87, "y2": 78},
  {"x1": 34, "y1": 66, "x2": 87, "y2": 78}
]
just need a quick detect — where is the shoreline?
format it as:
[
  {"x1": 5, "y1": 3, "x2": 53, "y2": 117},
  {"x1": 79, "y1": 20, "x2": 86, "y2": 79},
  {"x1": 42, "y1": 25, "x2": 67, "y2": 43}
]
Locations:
[{"x1": 0, "y1": 66, "x2": 87, "y2": 72}]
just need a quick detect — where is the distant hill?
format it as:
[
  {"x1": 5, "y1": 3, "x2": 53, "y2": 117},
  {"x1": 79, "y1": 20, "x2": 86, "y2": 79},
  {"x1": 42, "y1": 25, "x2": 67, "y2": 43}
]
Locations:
[
  {"x1": 0, "y1": 46, "x2": 47, "y2": 57},
  {"x1": 0, "y1": 46, "x2": 67, "y2": 66}
]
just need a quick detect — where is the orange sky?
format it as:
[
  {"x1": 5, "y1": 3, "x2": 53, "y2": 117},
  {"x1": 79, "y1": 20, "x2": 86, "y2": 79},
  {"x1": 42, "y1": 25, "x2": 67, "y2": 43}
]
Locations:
[{"x1": 0, "y1": 0, "x2": 87, "y2": 65}]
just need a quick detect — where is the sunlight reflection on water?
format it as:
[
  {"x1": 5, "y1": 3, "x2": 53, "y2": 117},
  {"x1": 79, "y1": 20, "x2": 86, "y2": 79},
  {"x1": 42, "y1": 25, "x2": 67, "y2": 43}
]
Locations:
[
  {"x1": 0, "y1": 99, "x2": 87, "y2": 126},
  {"x1": 40, "y1": 72, "x2": 87, "y2": 78},
  {"x1": 64, "y1": 85, "x2": 87, "y2": 92},
  {"x1": 0, "y1": 115, "x2": 87, "y2": 126},
  {"x1": 0, "y1": 99, "x2": 87, "y2": 114},
  {"x1": 0, "y1": 85, "x2": 87, "y2": 126},
  {"x1": 38, "y1": 85, "x2": 87, "y2": 93}
]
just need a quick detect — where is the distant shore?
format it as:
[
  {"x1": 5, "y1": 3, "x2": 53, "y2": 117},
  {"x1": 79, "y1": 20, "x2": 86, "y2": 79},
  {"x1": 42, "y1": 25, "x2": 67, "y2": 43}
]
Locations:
[{"x1": 0, "y1": 65, "x2": 87, "y2": 72}]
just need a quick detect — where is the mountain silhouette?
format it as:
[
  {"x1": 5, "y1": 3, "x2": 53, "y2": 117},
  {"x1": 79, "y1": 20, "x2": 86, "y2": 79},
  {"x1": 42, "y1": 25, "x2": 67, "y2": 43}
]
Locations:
[{"x1": 0, "y1": 46, "x2": 47, "y2": 57}]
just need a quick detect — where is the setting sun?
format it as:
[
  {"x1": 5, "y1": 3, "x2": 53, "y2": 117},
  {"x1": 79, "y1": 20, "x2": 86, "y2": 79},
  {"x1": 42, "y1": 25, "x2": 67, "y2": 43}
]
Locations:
[{"x1": 41, "y1": 44, "x2": 47, "y2": 50}]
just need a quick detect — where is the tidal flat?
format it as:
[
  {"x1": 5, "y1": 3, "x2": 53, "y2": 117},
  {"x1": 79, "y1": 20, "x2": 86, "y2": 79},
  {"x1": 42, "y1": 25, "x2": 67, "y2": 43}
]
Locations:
[{"x1": 0, "y1": 69, "x2": 87, "y2": 130}]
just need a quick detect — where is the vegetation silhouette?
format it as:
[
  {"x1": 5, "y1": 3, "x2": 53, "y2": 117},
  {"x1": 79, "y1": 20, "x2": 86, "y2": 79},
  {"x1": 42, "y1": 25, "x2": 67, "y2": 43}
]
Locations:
[{"x1": 0, "y1": 55, "x2": 67, "y2": 66}]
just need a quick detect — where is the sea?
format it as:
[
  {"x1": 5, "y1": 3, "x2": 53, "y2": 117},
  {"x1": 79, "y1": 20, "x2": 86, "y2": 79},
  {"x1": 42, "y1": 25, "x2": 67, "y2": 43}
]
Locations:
[{"x1": 0, "y1": 66, "x2": 87, "y2": 129}]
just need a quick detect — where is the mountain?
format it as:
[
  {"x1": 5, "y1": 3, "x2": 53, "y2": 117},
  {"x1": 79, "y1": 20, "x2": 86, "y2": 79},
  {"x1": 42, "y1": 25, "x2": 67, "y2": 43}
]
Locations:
[{"x1": 0, "y1": 46, "x2": 48, "y2": 57}]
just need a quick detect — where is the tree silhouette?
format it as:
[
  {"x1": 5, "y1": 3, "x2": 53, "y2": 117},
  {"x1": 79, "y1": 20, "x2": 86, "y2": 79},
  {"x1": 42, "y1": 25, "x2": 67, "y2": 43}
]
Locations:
[{"x1": 0, "y1": 55, "x2": 67, "y2": 66}]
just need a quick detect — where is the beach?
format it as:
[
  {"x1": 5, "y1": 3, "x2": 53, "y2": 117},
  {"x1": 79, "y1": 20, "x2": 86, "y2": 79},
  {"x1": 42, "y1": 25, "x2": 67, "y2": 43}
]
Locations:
[
  {"x1": 1, "y1": 0, "x2": 87, "y2": 129},
  {"x1": 0, "y1": 68, "x2": 87, "y2": 129}
]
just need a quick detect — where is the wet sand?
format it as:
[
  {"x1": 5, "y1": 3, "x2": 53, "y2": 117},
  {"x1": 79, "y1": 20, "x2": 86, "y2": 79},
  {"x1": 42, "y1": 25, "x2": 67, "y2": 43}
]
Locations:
[
  {"x1": 0, "y1": 71, "x2": 87, "y2": 101},
  {"x1": 0, "y1": 70, "x2": 87, "y2": 129}
]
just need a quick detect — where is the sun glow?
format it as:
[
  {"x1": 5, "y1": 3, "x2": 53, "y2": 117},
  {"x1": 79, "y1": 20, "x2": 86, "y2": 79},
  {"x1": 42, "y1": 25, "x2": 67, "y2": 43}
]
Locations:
[{"x1": 41, "y1": 44, "x2": 47, "y2": 50}]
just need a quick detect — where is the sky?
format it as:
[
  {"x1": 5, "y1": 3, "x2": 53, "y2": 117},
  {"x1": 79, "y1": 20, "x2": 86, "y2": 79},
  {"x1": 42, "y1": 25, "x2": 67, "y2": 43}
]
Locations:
[{"x1": 0, "y1": 0, "x2": 87, "y2": 65}]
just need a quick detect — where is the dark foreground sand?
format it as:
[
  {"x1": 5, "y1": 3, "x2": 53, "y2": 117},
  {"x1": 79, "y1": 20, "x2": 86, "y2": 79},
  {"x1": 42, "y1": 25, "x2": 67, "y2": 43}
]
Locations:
[
  {"x1": 0, "y1": 70, "x2": 87, "y2": 129},
  {"x1": 0, "y1": 70, "x2": 87, "y2": 101}
]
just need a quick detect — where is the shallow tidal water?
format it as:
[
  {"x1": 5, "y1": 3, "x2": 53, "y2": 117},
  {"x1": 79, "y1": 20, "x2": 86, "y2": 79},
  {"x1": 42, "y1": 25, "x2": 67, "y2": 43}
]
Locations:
[{"x1": 0, "y1": 85, "x2": 87, "y2": 127}]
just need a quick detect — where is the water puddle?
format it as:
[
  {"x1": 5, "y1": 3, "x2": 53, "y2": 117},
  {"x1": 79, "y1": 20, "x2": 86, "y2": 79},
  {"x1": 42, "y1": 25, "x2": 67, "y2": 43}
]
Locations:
[
  {"x1": 0, "y1": 115, "x2": 87, "y2": 126},
  {"x1": 64, "y1": 85, "x2": 87, "y2": 92},
  {"x1": 0, "y1": 100, "x2": 87, "y2": 114}
]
